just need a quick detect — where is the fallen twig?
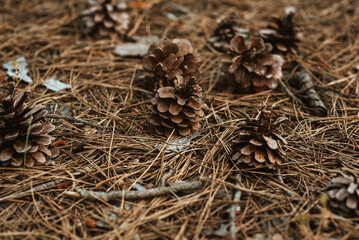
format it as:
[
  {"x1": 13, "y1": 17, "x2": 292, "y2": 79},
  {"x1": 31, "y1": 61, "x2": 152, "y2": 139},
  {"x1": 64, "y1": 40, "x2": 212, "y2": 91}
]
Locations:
[
  {"x1": 278, "y1": 78, "x2": 304, "y2": 106},
  {"x1": 46, "y1": 113, "x2": 99, "y2": 128},
  {"x1": 276, "y1": 168, "x2": 294, "y2": 197},
  {"x1": 65, "y1": 181, "x2": 202, "y2": 201},
  {"x1": 165, "y1": 2, "x2": 192, "y2": 16},
  {"x1": 229, "y1": 174, "x2": 242, "y2": 240},
  {"x1": 0, "y1": 179, "x2": 66, "y2": 202},
  {"x1": 288, "y1": 69, "x2": 327, "y2": 116},
  {"x1": 160, "y1": 168, "x2": 173, "y2": 187},
  {"x1": 238, "y1": 110, "x2": 251, "y2": 121}
]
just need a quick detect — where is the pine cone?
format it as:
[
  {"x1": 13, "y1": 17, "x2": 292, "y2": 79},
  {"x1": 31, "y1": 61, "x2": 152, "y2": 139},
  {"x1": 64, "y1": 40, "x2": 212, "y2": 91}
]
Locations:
[
  {"x1": 143, "y1": 38, "x2": 200, "y2": 91},
  {"x1": 0, "y1": 86, "x2": 58, "y2": 167},
  {"x1": 149, "y1": 76, "x2": 204, "y2": 137},
  {"x1": 221, "y1": 34, "x2": 283, "y2": 93},
  {"x1": 325, "y1": 171, "x2": 359, "y2": 217},
  {"x1": 259, "y1": 13, "x2": 301, "y2": 55},
  {"x1": 82, "y1": 0, "x2": 130, "y2": 37},
  {"x1": 232, "y1": 106, "x2": 287, "y2": 169},
  {"x1": 145, "y1": 38, "x2": 204, "y2": 137},
  {"x1": 207, "y1": 15, "x2": 249, "y2": 52}
]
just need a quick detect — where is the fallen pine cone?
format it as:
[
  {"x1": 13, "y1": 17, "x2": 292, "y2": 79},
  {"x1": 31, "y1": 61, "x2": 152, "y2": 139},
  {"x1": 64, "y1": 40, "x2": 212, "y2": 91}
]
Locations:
[
  {"x1": 82, "y1": 0, "x2": 131, "y2": 37},
  {"x1": 221, "y1": 35, "x2": 283, "y2": 93},
  {"x1": 259, "y1": 12, "x2": 301, "y2": 55},
  {"x1": 143, "y1": 38, "x2": 200, "y2": 91},
  {"x1": 149, "y1": 76, "x2": 204, "y2": 137},
  {"x1": 232, "y1": 106, "x2": 287, "y2": 169},
  {"x1": 325, "y1": 171, "x2": 359, "y2": 218},
  {"x1": 207, "y1": 15, "x2": 249, "y2": 52},
  {"x1": 0, "y1": 85, "x2": 59, "y2": 167}
]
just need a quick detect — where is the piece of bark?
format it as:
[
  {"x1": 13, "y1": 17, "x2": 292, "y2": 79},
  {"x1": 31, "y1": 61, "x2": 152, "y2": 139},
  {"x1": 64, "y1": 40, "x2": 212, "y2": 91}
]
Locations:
[{"x1": 289, "y1": 69, "x2": 327, "y2": 117}]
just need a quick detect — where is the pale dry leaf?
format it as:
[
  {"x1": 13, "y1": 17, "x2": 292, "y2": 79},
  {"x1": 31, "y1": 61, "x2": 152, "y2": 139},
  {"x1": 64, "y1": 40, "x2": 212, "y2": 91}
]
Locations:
[
  {"x1": 3, "y1": 57, "x2": 32, "y2": 83},
  {"x1": 42, "y1": 77, "x2": 71, "y2": 92}
]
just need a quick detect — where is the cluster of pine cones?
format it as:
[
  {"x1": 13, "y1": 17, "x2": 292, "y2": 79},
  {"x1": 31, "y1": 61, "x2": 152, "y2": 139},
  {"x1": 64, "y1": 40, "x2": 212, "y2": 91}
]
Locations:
[
  {"x1": 1, "y1": 0, "x2": 354, "y2": 221},
  {"x1": 209, "y1": 13, "x2": 300, "y2": 94},
  {"x1": 144, "y1": 39, "x2": 204, "y2": 137},
  {"x1": 139, "y1": 12, "x2": 300, "y2": 170}
]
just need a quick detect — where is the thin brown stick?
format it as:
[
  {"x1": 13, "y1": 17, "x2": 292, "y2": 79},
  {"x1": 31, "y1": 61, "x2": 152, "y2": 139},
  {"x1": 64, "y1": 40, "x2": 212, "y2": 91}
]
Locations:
[
  {"x1": 278, "y1": 78, "x2": 304, "y2": 106},
  {"x1": 276, "y1": 168, "x2": 294, "y2": 197},
  {"x1": 229, "y1": 174, "x2": 242, "y2": 240},
  {"x1": 0, "y1": 179, "x2": 66, "y2": 202},
  {"x1": 161, "y1": 168, "x2": 173, "y2": 187},
  {"x1": 238, "y1": 110, "x2": 251, "y2": 121},
  {"x1": 46, "y1": 113, "x2": 99, "y2": 128},
  {"x1": 65, "y1": 181, "x2": 202, "y2": 201}
]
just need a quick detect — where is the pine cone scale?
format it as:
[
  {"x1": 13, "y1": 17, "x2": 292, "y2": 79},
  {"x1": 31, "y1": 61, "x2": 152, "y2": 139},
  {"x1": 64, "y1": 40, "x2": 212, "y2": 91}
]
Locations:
[
  {"x1": 11, "y1": 156, "x2": 23, "y2": 166},
  {"x1": 14, "y1": 140, "x2": 32, "y2": 153},
  {"x1": 29, "y1": 145, "x2": 38, "y2": 153},
  {"x1": 0, "y1": 147, "x2": 13, "y2": 161},
  {"x1": 346, "y1": 195, "x2": 357, "y2": 209},
  {"x1": 169, "y1": 102, "x2": 182, "y2": 115},
  {"x1": 5, "y1": 131, "x2": 19, "y2": 140},
  {"x1": 31, "y1": 151, "x2": 46, "y2": 163},
  {"x1": 38, "y1": 145, "x2": 52, "y2": 156}
]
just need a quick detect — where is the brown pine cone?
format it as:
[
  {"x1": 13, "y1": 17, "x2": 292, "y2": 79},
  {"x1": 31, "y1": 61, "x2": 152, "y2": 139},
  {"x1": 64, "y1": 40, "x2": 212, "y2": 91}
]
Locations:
[
  {"x1": 149, "y1": 76, "x2": 204, "y2": 137},
  {"x1": 143, "y1": 38, "x2": 200, "y2": 91},
  {"x1": 325, "y1": 171, "x2": 359, "y2": 217},
  {"x1": 0, "y1": 86, "x2": 58, "y2": 167},
  {"x1": 82, "y1": 0, "x2": 130, "y2": 37},
  {"x1": 221, "y1": 34, "x2": 283, "y2": 93},
  {"x1": 259, "y1": 12, "x2": 301, "y2": 55},
  {"x1": 232, "y1": 106, "x2": 287, "y2": 169},
  {"x1": 207, "y1": 15, "x2": 249, "y2": 52}
]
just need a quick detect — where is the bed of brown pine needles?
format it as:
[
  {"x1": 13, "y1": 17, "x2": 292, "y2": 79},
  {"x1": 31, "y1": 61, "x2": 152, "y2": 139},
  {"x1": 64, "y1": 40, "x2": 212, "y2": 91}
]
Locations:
[{"x1": 1, "y1": 0, "x2": 359, "y2": 239}]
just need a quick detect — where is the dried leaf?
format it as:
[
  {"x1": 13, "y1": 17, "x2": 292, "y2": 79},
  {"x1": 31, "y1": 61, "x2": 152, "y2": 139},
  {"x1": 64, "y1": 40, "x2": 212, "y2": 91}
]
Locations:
[
  {"x1": 114, "y1": 42, "x2": 149, "y2": 57},
  {"x1": 42, "y1": 77, "x2": 71, "y2": 92},
  {"x1": 3, "y1": 57, "x2": 32, "y2": 83}
]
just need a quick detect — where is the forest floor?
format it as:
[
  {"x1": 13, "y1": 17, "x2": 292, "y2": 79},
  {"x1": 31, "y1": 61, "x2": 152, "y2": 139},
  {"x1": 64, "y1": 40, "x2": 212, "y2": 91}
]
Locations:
[{"x1": 1, "y1": 0, "x2": 359, "y2": 239}]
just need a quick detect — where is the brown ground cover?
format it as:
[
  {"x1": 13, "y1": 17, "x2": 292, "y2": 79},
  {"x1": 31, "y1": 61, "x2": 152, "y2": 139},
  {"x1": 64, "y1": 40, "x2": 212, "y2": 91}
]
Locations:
[{"x1": 1, "y1": 0, "x2": 359, "y2": 239}]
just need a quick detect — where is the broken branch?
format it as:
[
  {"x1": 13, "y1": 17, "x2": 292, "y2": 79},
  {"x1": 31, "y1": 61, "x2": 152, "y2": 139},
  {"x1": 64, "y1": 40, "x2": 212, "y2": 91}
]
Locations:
[
  {"x1": 278, "y1": 78, "x2": 304, "y2": 106},
  {"x1": 46, "y1": 113, "x2": 99, "y2": 128},
  {"x1": 65, "y1": 181, "x2": 202, "y2": 201},
  {"x1": 289, "y1": 69, "x2": 327, "y2": 116},
  {"x1": 0, "y1": 179, "x2": 66, "y2": 202},
  {"x1": 229, "y1": 174, "x2": 242, "y2": 240}
]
